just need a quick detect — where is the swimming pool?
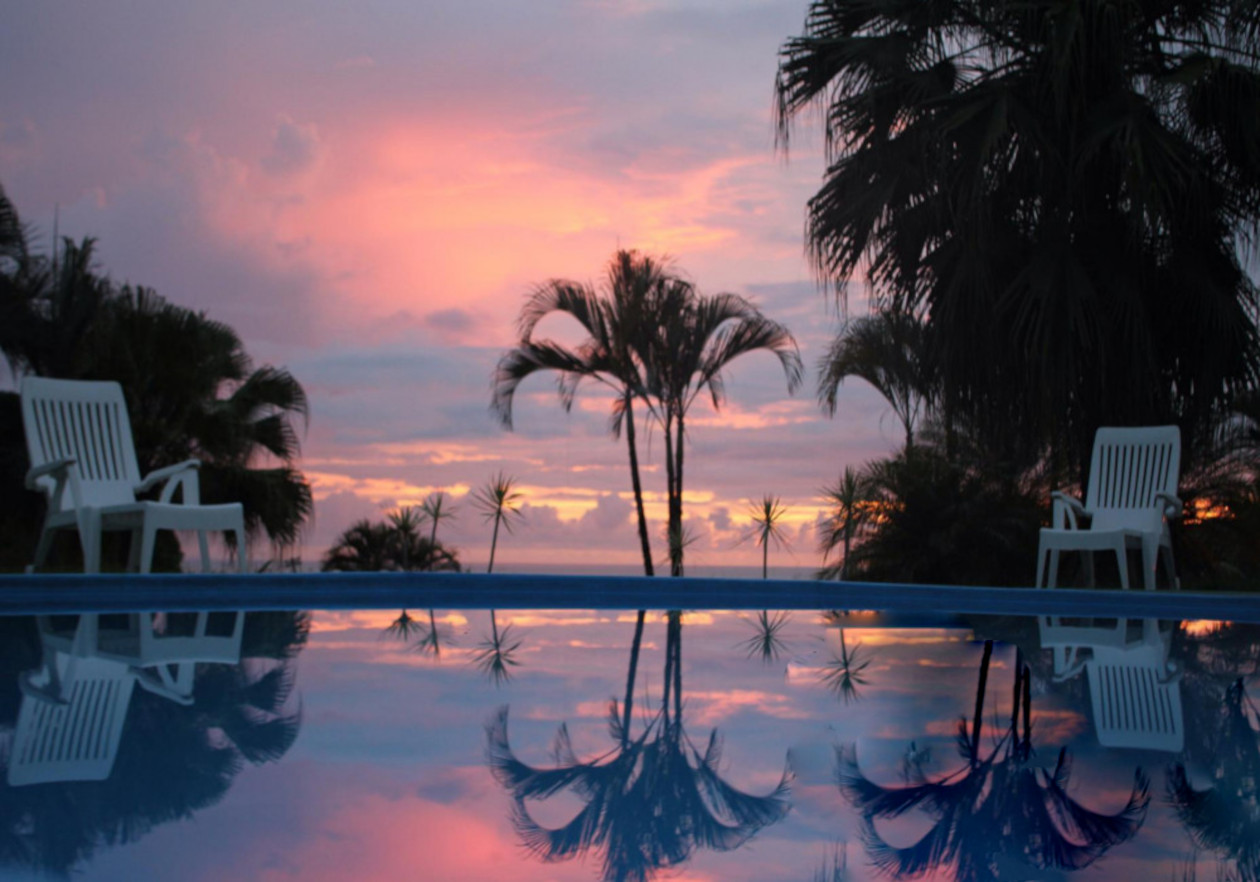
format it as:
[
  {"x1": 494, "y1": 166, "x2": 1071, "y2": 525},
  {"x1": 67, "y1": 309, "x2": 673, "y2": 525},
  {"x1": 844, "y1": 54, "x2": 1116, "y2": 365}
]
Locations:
[{"x1": 1, "y1": 573, "x2": 1258, "y2": 881}]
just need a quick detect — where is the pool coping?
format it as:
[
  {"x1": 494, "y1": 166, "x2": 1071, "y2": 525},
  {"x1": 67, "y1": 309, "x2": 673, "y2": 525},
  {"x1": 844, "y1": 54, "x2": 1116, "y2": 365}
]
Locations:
[{"x1": 1, "y1": 572, "x2": 1258, "y2": 622}]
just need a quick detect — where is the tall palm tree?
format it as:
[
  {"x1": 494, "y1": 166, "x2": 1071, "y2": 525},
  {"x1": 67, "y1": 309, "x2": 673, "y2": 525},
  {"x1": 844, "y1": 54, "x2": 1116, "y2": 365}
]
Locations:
[
  {"x1": 646, "y1": 287, "x2": 802, "y2": 575},
  {"x1": 818, "y1": 306, "x2": 933, "y2": 449},
  {"x1": 471, "y1": 472, "x2": 523, "y2": 574},
  {"x1": 493, "y1": 250, "x2": 674, "y2": 576},
  {"x1": 840, "y1": 642, "x2": 1149, "y2": 880},
  {"x1": 776, "y1": 0, "x2": 1260, "y2": 470},
  {"x1": 487, "y1": 610, "x2": 790, "y2": 882}
]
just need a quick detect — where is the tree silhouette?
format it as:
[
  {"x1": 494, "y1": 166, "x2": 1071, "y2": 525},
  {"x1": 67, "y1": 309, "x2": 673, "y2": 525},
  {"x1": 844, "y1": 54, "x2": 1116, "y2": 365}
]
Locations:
[
  {"x1": 494, "y1": 251, "x2": 677, "y2": 576},
  {"x1": 471, "y1": 472, "x2": 522, "y2": 574},
  {"x1": 776, "y1": 0, "x2": 1260, "y2": 470},
  {"x1": 817, "y1": 467, "x2": 876, "y2": 580},
  {"x1": 747, "y1": 495, "x2": 791, "y2": 579},
  {"x1": 840, "y1": 642, "x2": 1149, "y2": 880},
  {"x1": 487, "y1": 610, "x2": 790, "y2": 882}
]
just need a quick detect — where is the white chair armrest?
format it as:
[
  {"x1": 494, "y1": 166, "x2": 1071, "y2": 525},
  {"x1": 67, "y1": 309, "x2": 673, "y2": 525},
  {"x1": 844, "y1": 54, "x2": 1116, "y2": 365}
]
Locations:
[
  {"x1": 138, "y1": 460, "x2": 203, "y2": 504},
  {"x1": 132, "y1": 666, "x2": 195, "y2": 706},
  {"x1": 1050, "y1": 491, "x2": 1087, "y2": 530},
  {"x1": 136, "y1": 459, "x2": 201, "y2": 493},
  {"x1": 1155, "y1": 492, "x2": 1183, "y2": 519},
  {"x1": 25, "y1": 457, "x2": 84, "y2": 513}
]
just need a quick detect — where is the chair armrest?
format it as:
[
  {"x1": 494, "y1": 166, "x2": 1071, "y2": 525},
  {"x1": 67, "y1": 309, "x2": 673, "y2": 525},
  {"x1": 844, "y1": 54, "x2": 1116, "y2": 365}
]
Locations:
[
  {"x1": 25, "y1": 457, "x2": 83, "y2": 513},
  {"x1": 1050, "y1": 492, "x2": 1087, "y2": 530},
  {"x1": 136, "y1": 459, "x2": 201, "y2": 493},
  {"x1": 25, "y1": 457, "x2": 76, "y2": 489},
  {"x1": 1155, "y1": 492, "x2": 1183, "y2": 519},
  {"x1": 132, "y1": 667, "x2": 195, "y2": 706}
]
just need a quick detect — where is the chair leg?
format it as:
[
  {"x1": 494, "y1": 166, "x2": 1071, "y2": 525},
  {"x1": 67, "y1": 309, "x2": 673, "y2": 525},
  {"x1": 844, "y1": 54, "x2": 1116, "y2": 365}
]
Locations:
[
  {"x1": 1046, "y1": 548, "x2": 1061, "y2": 589},
  {"x1": 80, "y1": 511, "x2": 102, "y2": 575},
  {"x1": 1114, "y1": 540, "x2": 1130, "y2": 590},
  {"x1": 28, "y1": 527, "x2": 55, "y2": 574},
  {"x1": 197, "y1": 531, "x2": 212, "y2": 573},
  {"x1": 1035, "y1": 541, "x2": 1047, "y2": 588},
  {"x1": 1141, "y1": 537, "x2": 1159, "y2": 591}
]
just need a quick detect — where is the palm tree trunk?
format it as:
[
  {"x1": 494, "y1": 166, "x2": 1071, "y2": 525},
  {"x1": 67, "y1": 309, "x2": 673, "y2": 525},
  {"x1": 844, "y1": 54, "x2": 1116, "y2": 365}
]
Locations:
[
  {"x1": 621, "y1": 610, "x2": 647, "y2": 743},
  {"x1": 762, "y1": 540, "x2": 768, "y2": 579},
  {"x1": 667, "y1": 412, "x2": 686, "y2": 577},
  {"x1": 624, "y1": 397, "x2": 654, "y2": 577},
  {"x1": 488, "y1": 512, "x2": 502, "y2": 573},
  {"x1": 663, "y1": 415, "x2": 680, "y2": 576}
]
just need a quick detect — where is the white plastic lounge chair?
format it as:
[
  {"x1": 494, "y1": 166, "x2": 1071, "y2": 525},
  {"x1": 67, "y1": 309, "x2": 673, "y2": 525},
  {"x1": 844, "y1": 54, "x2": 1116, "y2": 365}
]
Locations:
[
  {"x1": 1036, "y1": 426, "x2": 1182, "y2": 590},
  {"x1": 21, "y1": 376, "x2": 246, "y2": 574},
  {"x1": 1037, "y1": 616, "x2": 1170, "y2": 679}
]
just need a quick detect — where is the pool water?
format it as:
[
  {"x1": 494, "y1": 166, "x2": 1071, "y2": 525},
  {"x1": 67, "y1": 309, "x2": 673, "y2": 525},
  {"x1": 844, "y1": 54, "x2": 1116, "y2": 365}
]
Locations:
[{"x1": 1, "y1": 605, "x2": 1256, "y2": 881}]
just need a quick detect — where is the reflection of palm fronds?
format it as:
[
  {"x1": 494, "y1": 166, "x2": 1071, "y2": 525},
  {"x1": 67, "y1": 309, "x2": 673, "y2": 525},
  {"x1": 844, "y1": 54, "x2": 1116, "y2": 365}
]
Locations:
[
  {"x1": 739, "y1": 610, "x2": 791, "y2": 663},
  {"x1": 1168, "y1": 679, "x2": 1260, "y2": 882},
  {"x1": 384, "y1": 610, "x2": 424, "y2": 641},
  {"x1": 474, "y1": 614, "x2": 522, "y2": 686},
  {"x1": 821, "y1": 631, "x2": 871, "y2": 703}
]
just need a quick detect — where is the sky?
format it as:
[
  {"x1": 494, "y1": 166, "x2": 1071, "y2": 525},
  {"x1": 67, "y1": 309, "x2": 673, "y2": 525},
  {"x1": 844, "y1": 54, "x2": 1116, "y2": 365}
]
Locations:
[{"x1": 0, "y1": 0, "x2": 904, "y2": 570}]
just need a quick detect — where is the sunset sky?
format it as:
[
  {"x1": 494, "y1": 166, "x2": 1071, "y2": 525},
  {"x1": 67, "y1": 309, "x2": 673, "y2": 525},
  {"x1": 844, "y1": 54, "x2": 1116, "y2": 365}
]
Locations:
[{"x1": 0, "y1": 1, "x2": 903, "y2": 570}]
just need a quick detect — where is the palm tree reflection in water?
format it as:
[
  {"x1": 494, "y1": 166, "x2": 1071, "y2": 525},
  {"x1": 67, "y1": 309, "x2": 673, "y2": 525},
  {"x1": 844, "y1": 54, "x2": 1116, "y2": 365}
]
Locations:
[
  {"x1": 1168, "y1": 679, "x2": 1260, "y2": 881},
  {"x1": 840, "y1": 641, "x2": 1149, "y2": 881},
  {"x1": 487, "y1": 610, "x2": 790, "y2": 882}
]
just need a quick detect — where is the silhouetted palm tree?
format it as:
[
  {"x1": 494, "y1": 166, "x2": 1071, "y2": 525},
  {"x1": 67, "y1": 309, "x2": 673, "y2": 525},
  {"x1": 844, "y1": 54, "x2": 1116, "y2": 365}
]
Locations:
[
  {"x1": 472, "y1": 472, "x2": 523, "y2": 574},
  {"x1": 487, "y1": 610, "x2": 790, "y2": 882},
  {"x1": 817, "y1": 467, "x2": 875, "y2": 580},
  {"x1": 646, "y1": 287, "x2": 802, "y2": 575},
  {"x1": 776, "y1": 0, "x2": 1260, "y2": 469},
  {"x1": 320, "y1": 516, "x2": 460, "y2": 573},
  {"x1": 841, "y1": 642, "x2": 1149, "y2": 880},
  {"x1": 747, "y1": 495, "x2": 791, "y2": 579},
  {"x1": 493, "y1": 250, "x2": 674, "y2": 576},
  {"x1": 818, "y1": 306, "x2": 933, "y2": 449}
]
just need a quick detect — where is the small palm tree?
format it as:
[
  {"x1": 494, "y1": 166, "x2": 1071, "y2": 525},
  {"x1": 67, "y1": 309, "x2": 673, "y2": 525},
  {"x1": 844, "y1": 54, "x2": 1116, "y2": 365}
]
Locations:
[
  {"x1": 472, "y1": 473, "x2": 524, "y2": 574},
  {"x1": 420, "y1": 491, "x2": 456, "y2": 549},
  {"x1": 747, "y1": 495, "x2": 791, "y2": 579},
  {"x1": 818, "y1": 468, "x2": 874, "y2": 580},
  {"x1": 387, "y1": 507, "x2": 424, "y2": 570}
]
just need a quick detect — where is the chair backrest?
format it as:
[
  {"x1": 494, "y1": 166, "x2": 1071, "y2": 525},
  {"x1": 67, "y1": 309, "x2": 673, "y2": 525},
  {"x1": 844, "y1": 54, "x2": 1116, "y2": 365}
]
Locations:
[
  {"x1": 1084, "y1": 426, "x2": 1181, "y2": 533},
  {"x1": 20, "y1": 377, "x2": 142, "y2": 510}
]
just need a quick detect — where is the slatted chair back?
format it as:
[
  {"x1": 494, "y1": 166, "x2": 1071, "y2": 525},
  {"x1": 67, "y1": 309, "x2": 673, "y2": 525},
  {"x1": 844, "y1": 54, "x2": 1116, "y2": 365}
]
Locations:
[
  {"x1": 1087, "y1": 645, "x2": 1184, "y2": 752},
  {"x1": 8, "y1": 654, "x2": 137, "y2": 785},
  {"x1": 20, "y1": 377, "x2": 142, "y2": 511},
  {"x1": 1084, "y1": 426, "x2": 1181, "y2": 534}
]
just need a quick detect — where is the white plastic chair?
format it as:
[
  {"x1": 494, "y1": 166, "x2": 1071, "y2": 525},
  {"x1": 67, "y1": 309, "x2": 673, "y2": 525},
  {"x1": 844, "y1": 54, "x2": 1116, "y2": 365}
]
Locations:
[
  {"x1": 96, "y1": 611, "x2": 245, "y2": 705},
  {"x1": 1036, "y1": 426, "x2": 1182, "y2": 590},
  {"x1": 21, "y1": 376, "x2": 246, "y2": 574}
]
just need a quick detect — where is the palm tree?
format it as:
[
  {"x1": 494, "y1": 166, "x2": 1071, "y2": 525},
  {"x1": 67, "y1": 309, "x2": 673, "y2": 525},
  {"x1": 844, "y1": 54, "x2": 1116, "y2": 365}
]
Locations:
[
  {"x1": 493, "y1": 250, "x2": 674, "y2": 577},
  {"x1": 420, "y1": 491, "x2": 456, "y2": 549},
  {"x1": 321, "y1": 520, "x2": 397, "y2": 572},
  {"x1": 487, "y1": 610, "x2": 790, "y2": 882},
  {"x1": 471, "y1": 472, "x2": 523, "y2": 574},
  {"x1": 818, "y1": 306, "x2": 933, "y2": 449},
  {"x1": 776, "y1": 0, "x2": 1260, "y2": 471},
  {"x1": 646, "y1": 286, "x2": 802, "y2": 576},
  {"x1": 817, "y1": 467, "x2": 874, "y2": 580},
  {"x1": 840, "y1": 642, "x2": 1149, "y2": 880},
  {"x1": 747, "y1": 495, "x2": 791, "y2": 579}
]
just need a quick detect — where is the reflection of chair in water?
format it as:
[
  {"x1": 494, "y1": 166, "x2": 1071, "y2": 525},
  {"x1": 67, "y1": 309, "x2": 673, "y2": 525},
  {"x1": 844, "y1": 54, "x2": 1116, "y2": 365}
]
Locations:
[
  {"x1": 7, "y1": 612, "x2": 247, "y2": 785},
  {"x1": 95, "y1": 611, "x2": 245, "y2": 705},
  {"x1": 1035, "y1": 425, "x2": 1182, "y2": 589},
  {"x1": 8, "y1": 621, "x2": 136, "y2": 786},
  {"x1": 1038, "y1": 616, "x2": 1183, "y2": 752}
]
